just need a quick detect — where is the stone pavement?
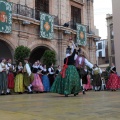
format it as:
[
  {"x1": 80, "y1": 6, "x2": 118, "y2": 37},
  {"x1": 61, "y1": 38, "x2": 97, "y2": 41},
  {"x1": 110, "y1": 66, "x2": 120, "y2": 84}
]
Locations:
[{"x1": 0, "y1": 91, "x2": 120, "y2": 120}]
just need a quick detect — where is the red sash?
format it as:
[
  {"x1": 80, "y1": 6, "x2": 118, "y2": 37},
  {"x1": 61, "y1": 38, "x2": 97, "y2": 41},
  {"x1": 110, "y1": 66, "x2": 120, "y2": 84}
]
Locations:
[{"x1": 60, "y1": 57, "x2": 68, "y2": 78}]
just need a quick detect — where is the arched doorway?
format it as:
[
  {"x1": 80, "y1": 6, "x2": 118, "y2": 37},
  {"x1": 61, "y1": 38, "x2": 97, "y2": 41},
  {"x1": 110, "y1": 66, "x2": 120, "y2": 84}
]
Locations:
[
  {"x1": 0, "y1": 40, "x2": 14, "y2": 61},
  {"x1": 29, "y1": 46, "x2": 50, "y2": 64}
]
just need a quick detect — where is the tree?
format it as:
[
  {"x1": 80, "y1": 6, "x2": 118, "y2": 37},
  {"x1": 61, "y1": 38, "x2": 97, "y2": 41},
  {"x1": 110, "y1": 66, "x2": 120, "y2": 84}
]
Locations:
[
  {"x1": 14, "y1": 46, "x2": 31, "y2": 64},
  {"x1": 42, "y1": 50, "x2": 56, "y2": 67}
]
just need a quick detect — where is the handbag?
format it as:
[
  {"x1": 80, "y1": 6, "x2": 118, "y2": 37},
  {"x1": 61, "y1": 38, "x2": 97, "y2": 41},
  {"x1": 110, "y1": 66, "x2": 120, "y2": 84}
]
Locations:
[{"x1": 60, "y1": 57, "x2": 68, "y2": 78}]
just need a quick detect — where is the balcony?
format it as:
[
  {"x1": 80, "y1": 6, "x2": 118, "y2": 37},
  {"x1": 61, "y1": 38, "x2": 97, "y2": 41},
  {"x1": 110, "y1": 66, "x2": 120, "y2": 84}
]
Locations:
[{"x1": 12, "y1": 3, "x2": 59, "y2": 25}]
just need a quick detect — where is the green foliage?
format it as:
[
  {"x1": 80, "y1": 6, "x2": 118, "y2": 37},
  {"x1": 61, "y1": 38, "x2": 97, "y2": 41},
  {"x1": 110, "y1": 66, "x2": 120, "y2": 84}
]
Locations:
[
  {"x1": 42, "y1": 50, "x2": 56, "y2": 67},
  {"x1": 14, "y1": 46, "x2": 30, "y2": 64}
]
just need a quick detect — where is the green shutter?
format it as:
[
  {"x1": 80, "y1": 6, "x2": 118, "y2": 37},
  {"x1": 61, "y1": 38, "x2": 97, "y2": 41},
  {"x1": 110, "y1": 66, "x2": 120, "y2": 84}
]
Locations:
[
  {"x1": 0, "y1": 1, "x2": 12, "y2": 33},
  {"x1": 40, "y1": 12, "x2": 54, "y2": 39},
  {"x1": 76, "y1": 23, "x2": 87, "y2": 46}
]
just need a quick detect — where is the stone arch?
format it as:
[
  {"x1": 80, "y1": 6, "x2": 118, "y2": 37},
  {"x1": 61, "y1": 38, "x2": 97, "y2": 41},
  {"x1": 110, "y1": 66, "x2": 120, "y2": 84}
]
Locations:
[
  {"x1": 0, "y1": 37, "x2": 15, "y2": 61},
  {"x1": 29, "y1": 43, "x2": 58, "y2": 64}
]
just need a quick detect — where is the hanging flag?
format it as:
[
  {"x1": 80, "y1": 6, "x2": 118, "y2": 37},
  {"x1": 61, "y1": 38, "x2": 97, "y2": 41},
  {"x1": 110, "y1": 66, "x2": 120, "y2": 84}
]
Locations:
[
  {"x1": 76, "y1": 23, "x2": 87, "y2": 46},
  {"x1": 40, "y1": 12, "x2": 54, "y2": 39},
  {"x1": 0, "y1": 1, "x2": 12, "y2": 33}
]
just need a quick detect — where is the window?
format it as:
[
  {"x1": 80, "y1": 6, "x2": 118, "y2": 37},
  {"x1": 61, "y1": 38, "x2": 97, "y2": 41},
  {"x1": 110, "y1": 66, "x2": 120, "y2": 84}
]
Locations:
[
  {"x1": 99, "y1": 51, "x2": 102, "y2": 57},
  {"x1": 98, "y1": 43, "x2": 102, "y2": 50},
  {"x1": 71, "y1": 6, "x2": 81, "y2": 29},
  {"x1": 35, "y1": 0, "x2": 49, "y2": 20}
]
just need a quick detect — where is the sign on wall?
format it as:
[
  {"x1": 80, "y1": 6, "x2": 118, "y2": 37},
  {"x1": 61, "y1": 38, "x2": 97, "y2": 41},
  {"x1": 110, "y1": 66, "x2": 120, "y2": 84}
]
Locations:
[
  {"x1": 40, "y1": 12, "x2": 54, "y2": 39},
  {"x1": 0, "y1": 1, "x2": 12, "y2": 33},
  {"x1": 76, "y1": 23, "x2": 87, "y2": 46}
]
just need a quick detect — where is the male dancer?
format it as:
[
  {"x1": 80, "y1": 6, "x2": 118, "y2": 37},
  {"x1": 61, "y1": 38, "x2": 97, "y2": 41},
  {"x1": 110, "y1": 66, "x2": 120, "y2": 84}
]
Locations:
[
  {"x1": 23, "y1": 58, "x2": 33, "y2": 93},
  {"x1": 75, "y1": 49, "x2": 93, "y2": 94}
]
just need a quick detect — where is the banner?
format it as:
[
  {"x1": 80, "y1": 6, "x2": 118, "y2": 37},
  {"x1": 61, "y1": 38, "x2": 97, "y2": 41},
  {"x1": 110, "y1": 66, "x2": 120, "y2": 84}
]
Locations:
[
  {"x1": 76, "y1": 23, "x2": 87, "y2": 46},
  {"x1": 0, "y1": 1, "x2": 12, "y2": 33},
  {"x1": 40, "y1": 12, "x2": 54, "y2": 39}
]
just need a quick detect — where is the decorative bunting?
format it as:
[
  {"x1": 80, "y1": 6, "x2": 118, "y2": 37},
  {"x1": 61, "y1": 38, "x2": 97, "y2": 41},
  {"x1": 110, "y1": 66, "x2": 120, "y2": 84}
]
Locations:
[
  {"x1": 0, "y1": 1, "x2": 12, "y2": 33},
  {"x1": 76, "y1": 23, "x2": 87, "y2": 46},
  {"x1": 40, "y1": 12, "x2": 54, "y2": 39}
]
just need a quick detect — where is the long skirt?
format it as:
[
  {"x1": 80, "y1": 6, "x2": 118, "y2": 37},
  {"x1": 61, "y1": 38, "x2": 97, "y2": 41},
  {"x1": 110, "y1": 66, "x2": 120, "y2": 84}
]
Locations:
[
  {"x1": 50, "y1": 65, "x2": 82, "y2": 95},
  {"x1": 14, "y1": 73, "x2": 24, "y2": 93},
  {"x1": 32, "y1": 73, "x2": 44, "y2": 92},
  {"x1": 23, "y1": 73, "x2": 34, "y2": 87},
  {"x1": 92, "y1": 74, "x2": 102, "y2": 86},
  {"x1": 0, "y1": 72, "x2": 7, "y2": 92},
  {"x1": 106, "y1": 73, "x2": 120, "y2": 90},
  {"x1": 7, "y1": 73, "x2": 14, "y2": 89},
  {"x1": 48, "y1": 74, "x2": 55, "y2": 87},
  {"x1": 42, "y1": 75, "x2": 50, "y2": 92},
  {"x1": 84, "y1": 75, "x2": 92, "y2": 90}
]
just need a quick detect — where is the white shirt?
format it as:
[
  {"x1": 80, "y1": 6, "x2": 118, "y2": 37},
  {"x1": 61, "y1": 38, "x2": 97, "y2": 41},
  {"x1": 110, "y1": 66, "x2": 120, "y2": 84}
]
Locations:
[
  {"x1": 74, "y1": 54, "x2": 93, "y2": 68},
  {"x1": 25, "y1": 63, "x2": 31, "y2": 76},
  {"x1": 48, "y1": 67, "x2": 54, "y2": 74},
  {"x1": 0, "y1": 62, "x2": 6, "y2": 72}
]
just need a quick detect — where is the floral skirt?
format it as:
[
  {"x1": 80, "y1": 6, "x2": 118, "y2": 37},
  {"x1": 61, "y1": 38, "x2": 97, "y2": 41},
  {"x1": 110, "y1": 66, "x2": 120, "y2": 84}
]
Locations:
[
  {"x1": 50, "y1": 65, "x2": 82, "y2": 95},
  {"x1": 106, "y1": 73, "x2": 120, "y2": 90},
  {"x1": 32, "y1": 73, "x2": 44, "y2": 92}
]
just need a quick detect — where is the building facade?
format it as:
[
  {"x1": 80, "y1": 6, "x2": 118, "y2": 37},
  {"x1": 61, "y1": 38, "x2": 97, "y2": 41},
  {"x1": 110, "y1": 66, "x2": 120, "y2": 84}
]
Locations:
[
  {"x1": 106, "y1": 14, "x2": 115, "y2": 66},
  {"x1": 0, "y1": 0, "x2": 98, "y2": 65},
  {"x1": 112, "y1": 0, "x2": 120, "y2": 73}
]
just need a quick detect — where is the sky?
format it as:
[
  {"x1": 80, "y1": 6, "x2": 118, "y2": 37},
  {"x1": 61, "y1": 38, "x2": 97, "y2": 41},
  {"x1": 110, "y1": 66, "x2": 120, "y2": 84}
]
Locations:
[{"x1": 94, "y1": 0, "x2": 112, "y2": 39}]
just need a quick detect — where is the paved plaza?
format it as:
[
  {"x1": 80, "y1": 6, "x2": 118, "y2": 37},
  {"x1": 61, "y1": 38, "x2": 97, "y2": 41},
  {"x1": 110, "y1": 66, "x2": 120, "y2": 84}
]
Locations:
[{"x1": 0, "y1": 91, "x2": 120, "y2": 120}]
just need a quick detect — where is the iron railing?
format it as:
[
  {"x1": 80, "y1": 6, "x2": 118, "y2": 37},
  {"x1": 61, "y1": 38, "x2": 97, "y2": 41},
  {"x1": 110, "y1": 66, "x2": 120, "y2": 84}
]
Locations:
[{"x1": 12, "y1": 3, "x2": 59, "y2": 25}]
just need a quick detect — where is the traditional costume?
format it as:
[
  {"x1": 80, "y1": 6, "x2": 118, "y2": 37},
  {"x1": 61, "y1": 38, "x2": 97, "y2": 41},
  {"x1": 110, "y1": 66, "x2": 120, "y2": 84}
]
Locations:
[
  {"x1": 55, "y1": 68, "x2": 61, "y2": 76},
  {"x1": 48, "y1": 66, "x2": 55, "y2": 87},
  {"x1": 6, "y1": 62, "x2": 15, "y2": 94},
  {"x1": 75, "y1": 50, "x2": 93, "y2": 94},
  {"x1": 23, "y1": 59, "x2": 34, "y2": 93},
  {"x1": 32, "y1": 65, "x2": 44, "y2": 92},
  {"x1": 51, "y1": 42, "x2": 81, "y2": 97},
  {"x1": 14, "y1": 65, "x2": 24, "y2": 93},
  {"x1": 92, "y1": 66, "x2": 102, "y2": 91},
  {"x1": 84, "y1": 74, "x2": 92, "y2": 90},
  {"x1": 0, "y1": 60, "x2": 7, "y2": 95},
  {"x1": 106, "y1": 66, "x2": 120, "y2": 91},
  {"x1": 42, "y1": 68, "x2": 50, "y2": 92}
]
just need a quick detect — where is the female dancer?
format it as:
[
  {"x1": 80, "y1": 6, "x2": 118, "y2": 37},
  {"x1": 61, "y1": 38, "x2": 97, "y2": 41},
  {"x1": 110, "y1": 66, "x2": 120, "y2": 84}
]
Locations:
[
  {"x1": 51, "y1": 40, "x2": 81, "y2": 97},
  {"x1": 106, "y1": 63, "x2": 120, "y2": 91},
  {"x1": 32, "y1": 62, "x2": 44, "y2": 93},
  {"x1": 42, "y1": 65, "x2": 50, "y2": 92},
  {"x1": 14, "y1": 62, "x2": 24, "y2": 94}
]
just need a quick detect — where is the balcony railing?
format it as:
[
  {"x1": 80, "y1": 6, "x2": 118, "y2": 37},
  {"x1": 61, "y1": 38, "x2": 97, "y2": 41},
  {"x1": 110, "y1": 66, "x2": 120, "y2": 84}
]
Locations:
[{"x1": 12, "y1": 3, "x2": 59, "y2": 25}]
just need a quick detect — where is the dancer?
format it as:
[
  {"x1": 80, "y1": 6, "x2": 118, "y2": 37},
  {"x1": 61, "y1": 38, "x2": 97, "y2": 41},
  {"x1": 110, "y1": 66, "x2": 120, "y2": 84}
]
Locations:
[
  {"x1": 14, "y1": 62, "x2": 24, "y2": 94},
  {"x1": 42, "y1": 65, "x2": 50, "y2": 92},
  {"x1": 51, "y1": 40, "x2": 81, "y2": 97},
  {"x1": 32, "y1": 62, "x2": 44, "y2": 93},
  {"x1": 23, "y1": 58, "x2": 34, "y2": 94},
  {"x1": 55, "y1": 65, "x2": 61, "y2": 76},
  {"x1": 6, "y1": 59, "x2": 15, "y2": 94},
  {"x1": 48, "y1": 63, "x2": 55, "y2": 87},
  {"x1": 92, "y1": 64, "x2": 102, "y2": 91},
  {"x1": 0, "y1": 58, "x2": 7, "y2": 95},
  {"x1": 106, "y1": 63, "x2": 120, "y2": 91},
  {"x1": 84, "y1": 72, "x2": 92, "y2": 91},
  {"x1": 75, "y1": 48, "x2": 93, "y2": 94}
]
